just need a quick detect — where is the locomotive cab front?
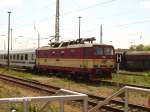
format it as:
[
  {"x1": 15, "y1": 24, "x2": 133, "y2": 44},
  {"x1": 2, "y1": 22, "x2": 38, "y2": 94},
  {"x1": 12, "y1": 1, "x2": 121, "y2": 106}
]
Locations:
[{"x1": 91, "y1": 45, "x2": 115, "y2": 80}]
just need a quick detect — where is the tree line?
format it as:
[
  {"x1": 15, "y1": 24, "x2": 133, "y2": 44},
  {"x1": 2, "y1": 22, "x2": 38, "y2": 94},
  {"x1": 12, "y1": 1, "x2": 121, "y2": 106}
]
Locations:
[{"x1": 129, "y1": 44, "x2": 150, "y2": 51}]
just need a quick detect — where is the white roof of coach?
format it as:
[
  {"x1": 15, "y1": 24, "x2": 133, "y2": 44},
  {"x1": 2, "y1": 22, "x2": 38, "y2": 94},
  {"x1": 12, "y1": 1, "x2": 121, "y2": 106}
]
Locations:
[{"x1": 0, "y1": 49, "x2": 35, "y2": 54}]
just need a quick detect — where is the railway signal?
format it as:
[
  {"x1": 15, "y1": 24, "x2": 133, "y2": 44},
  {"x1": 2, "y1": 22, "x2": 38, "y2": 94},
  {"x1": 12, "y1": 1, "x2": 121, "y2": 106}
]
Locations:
[
  {"x1": 116, "y1": 53, "x2": 122, "y2": 73},
  {"x1": 116, "y1": 53, "x2": 122, "y2": 63}
]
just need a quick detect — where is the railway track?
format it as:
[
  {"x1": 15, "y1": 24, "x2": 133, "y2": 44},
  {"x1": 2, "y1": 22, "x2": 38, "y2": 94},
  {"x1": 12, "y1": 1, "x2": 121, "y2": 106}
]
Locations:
[
  {"x1": 11, "y1": 67, "x2": 150, "y2": 90},
  {"x1": 0, "y1": 73, "x2": 149, "y2": 112},
  {"x1": 98, "y1": 80, "x2": 150, "y2": 90}
]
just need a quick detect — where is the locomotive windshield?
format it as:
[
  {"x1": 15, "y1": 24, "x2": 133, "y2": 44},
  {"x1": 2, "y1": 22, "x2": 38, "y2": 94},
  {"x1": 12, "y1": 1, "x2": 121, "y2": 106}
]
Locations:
[
  {"x1": 104, "y1": 47, "x2": 114, "y2": 55},
  {"x1": 94, "y1": 47, "x2": 114, "y2": 55},
  {"x1": 94, "y1": 47, "x2": 103, "y2": 55}
]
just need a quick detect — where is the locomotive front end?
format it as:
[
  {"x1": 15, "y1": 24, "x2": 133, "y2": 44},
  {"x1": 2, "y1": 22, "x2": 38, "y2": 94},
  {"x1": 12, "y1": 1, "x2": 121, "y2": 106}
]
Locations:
[{"x1": 90, "y1": 45, "x2": 115, "y2": 80}]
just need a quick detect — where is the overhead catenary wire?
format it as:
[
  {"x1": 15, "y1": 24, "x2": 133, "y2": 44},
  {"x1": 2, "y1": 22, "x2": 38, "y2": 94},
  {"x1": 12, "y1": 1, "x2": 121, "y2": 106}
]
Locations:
[
  {"x1": 4, "y1": 0, "x2": 118, "y2": 30},
  {"x1": 81, "y1": 18, "x2": 150, "y2": 33}
]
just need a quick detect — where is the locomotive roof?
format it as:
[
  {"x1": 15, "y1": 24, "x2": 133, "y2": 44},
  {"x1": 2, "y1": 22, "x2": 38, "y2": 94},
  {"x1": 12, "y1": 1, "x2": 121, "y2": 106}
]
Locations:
[
  {"x1": 0, "y1": 49, "x2": 35, "y2": 54},
  {"x1": 125, "y1": 51, "x2": 150, "y2": 55},
  {"x1": 37, "y1": 43, "x2": 113, "y2": 50}
]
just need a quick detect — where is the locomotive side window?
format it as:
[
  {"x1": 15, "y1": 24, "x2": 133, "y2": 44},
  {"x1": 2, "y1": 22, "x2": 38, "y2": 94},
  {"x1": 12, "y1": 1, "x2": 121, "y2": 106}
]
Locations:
[
  {"x1": 104, "y1": 47, "x2": 114, "y2": 55},
  {"x1": 52, "y1": 51, "x2": 55, "y2": 55},
  {"x1": 94, "y1": 47, "x2": 103, "y2": 55},
  {"x1": 84, "y1": 48, "x2": 90, "y2": 56},
  {"x1": 60, "y1": 51, "x2": 64, "y2": 56},
  {"x1": 70, "y1": 49, "x2": 75, "y2": 57}
]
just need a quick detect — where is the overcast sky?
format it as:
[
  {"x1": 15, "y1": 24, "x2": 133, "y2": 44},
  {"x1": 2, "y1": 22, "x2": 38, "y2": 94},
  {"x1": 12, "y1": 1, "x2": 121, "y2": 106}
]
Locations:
[{"x1": 0, "y1": 0, "x2": 150, "y2": 50}]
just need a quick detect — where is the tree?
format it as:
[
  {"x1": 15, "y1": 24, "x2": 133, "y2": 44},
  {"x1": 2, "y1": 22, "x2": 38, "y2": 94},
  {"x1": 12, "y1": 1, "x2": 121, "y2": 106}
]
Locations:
[
  {"x1": 129, "y1": 45, "x2": 136, "y2": 51},
  {"x1": 145, "y1": 45, "x2": 150, "y2": 50},
  {"x1": 136, "y1": 44, "x2": 144, "y2": 51},
  {"x1": 129, "y1": 44, "x2": 150, "y2": 51}
]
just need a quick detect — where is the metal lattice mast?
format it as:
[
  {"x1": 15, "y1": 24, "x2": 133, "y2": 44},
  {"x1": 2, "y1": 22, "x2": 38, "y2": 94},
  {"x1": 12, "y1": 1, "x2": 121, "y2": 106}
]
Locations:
[{"x1": 55, "y1": 0, "x2": 59, "y2": 42}]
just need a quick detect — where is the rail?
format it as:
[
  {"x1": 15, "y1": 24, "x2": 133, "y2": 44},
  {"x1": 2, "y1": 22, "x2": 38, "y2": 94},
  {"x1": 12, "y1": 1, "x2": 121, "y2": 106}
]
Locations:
[
  {"x1": 89, "y1": 86, "x2": 150, "y2": 112},
  {"x1": 0, "y1": 89, "x2": 88, "y2": 112}
]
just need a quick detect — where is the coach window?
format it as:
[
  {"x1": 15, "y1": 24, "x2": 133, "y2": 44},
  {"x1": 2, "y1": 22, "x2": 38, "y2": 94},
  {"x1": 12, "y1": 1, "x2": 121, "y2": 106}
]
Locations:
[
  {"x1": 17, "y1": 54, "x2": 20, "y2": 60},
  {"x1": 21, "y1": 54, "x2": 23, "y2": 60},
  {"x1": 31, "y1": 54, "x2": 34, "y2": 60},
  {"x1": 4, "y1": 55, "x2": 7, "y2": 59},
  {"x1": 25, "y1": 54, "x2": 28, "y2": 60},
  {"x1": 10, "y1": 55, "x2": 12, "y2": 60},
  {"x1": 13, "y1": 55, "x2": 16, "y2": 60}
]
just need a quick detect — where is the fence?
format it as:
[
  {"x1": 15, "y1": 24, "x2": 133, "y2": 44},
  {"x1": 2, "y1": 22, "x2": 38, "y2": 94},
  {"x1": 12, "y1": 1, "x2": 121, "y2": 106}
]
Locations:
[
  {"x1": 89, "y1": 86, "x2": 150, "y2": 112},
  {"x1": 0, "y1": 89, "x2": 88, "y2": 112}
]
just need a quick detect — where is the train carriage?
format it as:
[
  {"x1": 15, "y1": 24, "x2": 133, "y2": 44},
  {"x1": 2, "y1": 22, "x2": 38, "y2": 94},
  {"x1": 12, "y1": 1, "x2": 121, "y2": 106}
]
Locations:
[
  {"x1": 36, "y1": 37, "x2": 115, "y2": 80},
  {"x1": 0, "y1": 49, "x2": 36, "y2": 69},
  {"x1": 122, "y1": 51, "x2": 150, "y2": 71}
]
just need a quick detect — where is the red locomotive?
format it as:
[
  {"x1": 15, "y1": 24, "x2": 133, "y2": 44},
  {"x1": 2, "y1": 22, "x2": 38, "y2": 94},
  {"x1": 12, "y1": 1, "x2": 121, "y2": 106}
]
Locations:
[{"x1": 36, "y1": 37, "x2": 115, "y2": 80}]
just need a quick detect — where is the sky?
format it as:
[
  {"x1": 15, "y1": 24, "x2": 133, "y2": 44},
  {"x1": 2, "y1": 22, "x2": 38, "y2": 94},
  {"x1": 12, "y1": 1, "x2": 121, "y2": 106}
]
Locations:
[{"x1": 0, "y1": 0, "x2": 150, "y2": 50}]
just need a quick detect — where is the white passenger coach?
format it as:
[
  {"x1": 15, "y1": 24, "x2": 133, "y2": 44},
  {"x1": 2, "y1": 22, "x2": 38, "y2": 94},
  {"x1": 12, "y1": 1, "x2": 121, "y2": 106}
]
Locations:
[{"x1": 0, "y1": 49, "x2": 36, "y2": 69}]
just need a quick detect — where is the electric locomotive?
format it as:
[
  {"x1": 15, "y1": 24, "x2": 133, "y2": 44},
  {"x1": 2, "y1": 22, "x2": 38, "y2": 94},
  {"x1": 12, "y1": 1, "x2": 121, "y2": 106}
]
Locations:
[{"x1": 36, "y1": 37, "x2": 115, "y2": 80}]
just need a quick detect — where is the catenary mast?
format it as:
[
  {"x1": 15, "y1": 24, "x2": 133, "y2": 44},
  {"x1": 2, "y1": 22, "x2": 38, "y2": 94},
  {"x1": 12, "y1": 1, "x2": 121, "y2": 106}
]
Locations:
[{"x1": 55, "y1": 0, "x2": 60, "y2": 42}]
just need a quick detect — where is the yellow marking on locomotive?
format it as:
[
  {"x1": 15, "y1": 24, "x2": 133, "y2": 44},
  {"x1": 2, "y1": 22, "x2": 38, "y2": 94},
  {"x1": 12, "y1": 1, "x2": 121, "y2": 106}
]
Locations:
[{"x1": 36, "y1": 58, "x2": 115, "y2": 68}]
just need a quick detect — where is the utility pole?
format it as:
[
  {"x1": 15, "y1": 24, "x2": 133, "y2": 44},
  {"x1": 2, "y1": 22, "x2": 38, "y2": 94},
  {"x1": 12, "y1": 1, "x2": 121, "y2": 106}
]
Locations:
[
  {"x1": 78, "y1": 16, "x2": 81, "y2": 42},
  {"x1": 55, "y1": 0, "x2": 59, "y2": 42},
  {"x1": 8, "y1": 11, "x2": 11, "y2": 69},
  {"x1": 100, "y1": 24, "x2": 103, "y2": 44},
  {"x1": 10, "y1": 28, "x2": 12, "y2": 50}
]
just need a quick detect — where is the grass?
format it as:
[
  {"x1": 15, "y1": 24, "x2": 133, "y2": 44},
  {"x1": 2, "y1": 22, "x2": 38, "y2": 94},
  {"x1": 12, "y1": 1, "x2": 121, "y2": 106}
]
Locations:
[
  {"x1": 0, "y1": 80, "x2": 80, "y2": 112},
  {"x1": 0, "y1": 67, "x2": 150, "y2": 107},
  {"x1": 112, "y1": 70, "x2": 150, "y2": 86}
]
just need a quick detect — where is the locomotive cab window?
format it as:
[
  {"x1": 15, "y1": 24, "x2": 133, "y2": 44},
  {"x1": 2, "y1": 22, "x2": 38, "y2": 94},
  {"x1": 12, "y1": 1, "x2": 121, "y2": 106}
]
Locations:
[
  {"x1": 94, "y1": 47, "x2": 103, "y2": 55},
  {"x1": 104, "y1": 47, "x2": 114, "y2": 55}
]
